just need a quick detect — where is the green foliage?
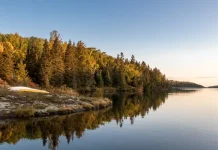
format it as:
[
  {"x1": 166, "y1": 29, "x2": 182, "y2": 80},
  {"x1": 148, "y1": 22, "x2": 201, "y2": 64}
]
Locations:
[
  {"x1": 50, "y1": 36, "x2": 65, "y2": 86},
  {"x1": 102, "y1": 69, "x2": 112, "y2": 87},
  {"x1": 26, "y1": 37, "x2": 44, "y2": 83},
  {"x1": 14, "y1": 62, "x2": 30, "y2": 85},
  {"x1": 40, "y1": 39, "x2": 52, "y2": 88},
  {"x1": 95, "y1": 70, "x2": 104, "y2": 88},
  {"x1": 0, "y1": 31, "x2": 169, "y2": 91},
  {"x1": 169, "y1": 80, "x2": 203, "y2": 88},
  {"x1": 64, "y1": 40, "x2": 77, "y2": 88}
]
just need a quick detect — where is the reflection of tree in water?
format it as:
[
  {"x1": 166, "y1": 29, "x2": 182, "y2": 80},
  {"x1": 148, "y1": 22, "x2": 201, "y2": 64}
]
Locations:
[
  {"x1": 169, "y1": 88, "x2": 198, "y2": 94},
  {"x1": 110, "y1": 91, "x2": 168, "y2": 126},
  {"x1": 0, "y1": 91, "x2": 168, "y2": 149}
]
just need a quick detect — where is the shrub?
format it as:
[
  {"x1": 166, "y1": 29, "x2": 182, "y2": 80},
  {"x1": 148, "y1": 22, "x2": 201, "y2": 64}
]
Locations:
[
  {"x1": 47, "y1": 85, "x2": 79, "y2": 96},
  {"x1": 28, "y1": 81, "x2": 37, "y2": 88},
  {"x1": 0, "y1": 78, "x2": 8, "y2": 85},
  {"x1": 0, "y1": 78, "x2": 8, "y2": 88}
]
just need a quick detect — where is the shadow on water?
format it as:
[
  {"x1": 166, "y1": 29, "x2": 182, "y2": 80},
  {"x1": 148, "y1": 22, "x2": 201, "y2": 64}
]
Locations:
[{"x1": 0, "y1": 89, "x2": 196, "y2": 150}]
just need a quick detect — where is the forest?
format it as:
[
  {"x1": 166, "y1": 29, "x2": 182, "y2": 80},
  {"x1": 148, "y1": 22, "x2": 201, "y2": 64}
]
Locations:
[
  {"x1": 208, "y1": 85, "x2": 218, "y2": 88},
  {"x1": 0, "y1": 31, "x2": 168, "y2": 92},
  {"x1": 168, "y1": 80, "x2": 204, "y2": 88}
]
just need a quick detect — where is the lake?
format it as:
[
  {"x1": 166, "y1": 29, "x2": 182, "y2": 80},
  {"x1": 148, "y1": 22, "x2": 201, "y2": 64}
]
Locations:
[{"x1": 0, "y1": 88, "x2": 218, "y2": 150}]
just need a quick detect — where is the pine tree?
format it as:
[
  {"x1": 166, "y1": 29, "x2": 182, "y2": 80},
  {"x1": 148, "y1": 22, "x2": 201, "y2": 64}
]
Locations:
[
  {"x1": 64, "y1": 40, "x2": 77, "y2": 88},
  {"x1": 102, "y1": 68, "x2": 112, "y2": 87},
  {"x1": 15, "y1": 61, "x2": 30, "y2": 85},
  {"x1": 26, "y1": 37, "x2": 44, "y2": 84},
  {"x1": 95, "y1": 69, "x2": 104, "y2": 87},
  {"x1": 40, "y1": 39, "x2": 52, "y2": 88},
  {"x1": 76, "y1": 41, "x2": 96, "y2": 89},
  {"x1": 130, "y1": 55, "x2": 135, "y2": 64},
  {"x1": 50, "y1": 36, "x2": 65, "y2": 86},
  {"x1": 119, "y1": 52, "x2": 127, "y2": 88}
]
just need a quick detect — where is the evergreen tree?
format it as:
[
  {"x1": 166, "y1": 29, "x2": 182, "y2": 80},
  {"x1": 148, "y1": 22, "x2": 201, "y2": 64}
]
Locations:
[
  {"x1": 76, "y1": 41, "x2": 96, "y2": 89},
  {"x1": 50, "y1": 36, "x2": 65, "y2": 86},
  {"x1": 64, "y1": 40, "x2": 77, "y2": 88},
  {"x1": 40, "y1": 39, "x2": 52, "y2": 88},
  {"x1": 95, "y1": 69, "x2": 104, "y2": 87},
  {"x1": 102, "y1": 68, "x2": 112, "y2": 87},
  {"x1": 119, "y1": 52, "x2": 127, "y2": 88},
  {"x1": 26, "y1": 37, "x2": 44, "y2": 83},
  {"x1": 130, "y1": 55, "x2": 135, "y2": 64},
  {"x1": 15, "y1": 61, "x2": 30, "y2": 85}
]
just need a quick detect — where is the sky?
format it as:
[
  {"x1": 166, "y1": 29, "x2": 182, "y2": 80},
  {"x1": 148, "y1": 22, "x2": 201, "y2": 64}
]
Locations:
[{"x1": 0, "y1": 0, "x2": 218, "y2": 86}]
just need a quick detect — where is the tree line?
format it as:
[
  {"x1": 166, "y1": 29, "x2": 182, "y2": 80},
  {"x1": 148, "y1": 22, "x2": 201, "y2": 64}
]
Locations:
[
  {"x1": 168, "y1": 80, "x2": 204, "y2": 88},
  {"x1": 0, "y1": 31, "x2": 168, "y2": 92}
]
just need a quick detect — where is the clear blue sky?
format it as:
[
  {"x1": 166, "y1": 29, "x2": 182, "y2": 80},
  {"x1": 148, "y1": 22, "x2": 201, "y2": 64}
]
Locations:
[{"x1": 1, "y1": 0, "x2": 218, "y2": 86}]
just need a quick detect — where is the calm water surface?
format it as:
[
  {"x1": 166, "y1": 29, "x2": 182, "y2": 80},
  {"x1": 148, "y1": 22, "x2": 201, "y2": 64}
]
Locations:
[{"x1": 1, "y1": 88, "x2": 218, "y2": 150}]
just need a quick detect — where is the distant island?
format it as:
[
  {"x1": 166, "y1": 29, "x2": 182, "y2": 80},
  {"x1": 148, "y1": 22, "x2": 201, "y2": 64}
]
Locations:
[
  {"x1": 207, "y1": 85, "x2": 218, "y2": 88},
  {"x1": 169, "y1": 80, "x2": 204, "y2": 88}
]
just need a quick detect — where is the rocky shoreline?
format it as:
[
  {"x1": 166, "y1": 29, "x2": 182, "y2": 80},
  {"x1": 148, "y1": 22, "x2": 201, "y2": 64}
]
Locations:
[{"x1": 0, "y1": 87, "x2": 112, "y2": 118}]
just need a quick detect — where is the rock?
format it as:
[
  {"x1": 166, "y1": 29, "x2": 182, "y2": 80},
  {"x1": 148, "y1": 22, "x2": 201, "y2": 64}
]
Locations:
[
  {"x1": 0, "y1": 102, "x2": 10, "y2": 109},
  {"x1": 45, "y1": 106, "x2": 59, "y2": 111},
  {"x1": 7, "y1": 95, "x2": 17, "y2": 99},
  {"x1": 0, "y1": 88, "x2": 112, "y2": 118},
  {"x1": 45, "y1": 95, "x2": 53, "y2": 97},
  {"x1": 0, "y1": 97, "x2": 8, "y2": 101}
]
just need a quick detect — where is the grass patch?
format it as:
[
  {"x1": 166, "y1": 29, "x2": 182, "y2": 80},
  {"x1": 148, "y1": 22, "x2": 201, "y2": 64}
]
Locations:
[
  {"x1": 14, "y1": 106, "x2": 35, "y2": 117},
  {"x1": 47, "y1": 85, "x2": 79, "y2": 96},
  {"x1": 82, "y1": 103, "x2": 94, "y2": 110},
  {"x1": 33, "y1": 104, "x2": 47, "y2": 110}
]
